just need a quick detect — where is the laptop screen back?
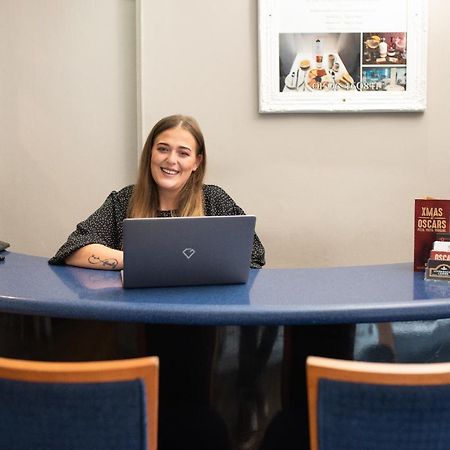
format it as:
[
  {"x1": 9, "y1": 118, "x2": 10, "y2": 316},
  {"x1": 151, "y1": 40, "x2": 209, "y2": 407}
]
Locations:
[{"x1": 122, "y1": 215, "x2": 256, "y2": 288}]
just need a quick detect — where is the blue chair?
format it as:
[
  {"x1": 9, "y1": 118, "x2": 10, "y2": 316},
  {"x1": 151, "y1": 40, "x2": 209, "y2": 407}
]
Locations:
[
  {"x1": 307, "y1": 356, "x2": 450, "y2": 450},
  {"x1": 0, "y1": 356, "x2": 159, "y2": 450}
]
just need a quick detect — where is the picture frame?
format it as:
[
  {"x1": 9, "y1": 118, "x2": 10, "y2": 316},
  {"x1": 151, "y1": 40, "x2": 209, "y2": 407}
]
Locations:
[{"x1": 258, "y1": 0, "x2": 427, "y2": 113}]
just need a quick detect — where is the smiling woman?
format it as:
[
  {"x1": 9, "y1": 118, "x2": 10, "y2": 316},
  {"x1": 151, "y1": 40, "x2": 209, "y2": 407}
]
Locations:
[
  {"x1": 130, "y1": 115, "x2": 206, "y2": 218},
  {"x1": 48, "y1": 114, "x2": 265, "y2": 271},
  {"x1": 150, "y1": 126, "x2": 202, "y2": 210},
  {"x1": 48, "y1": 115, "x2": 267, "y2": 450}
]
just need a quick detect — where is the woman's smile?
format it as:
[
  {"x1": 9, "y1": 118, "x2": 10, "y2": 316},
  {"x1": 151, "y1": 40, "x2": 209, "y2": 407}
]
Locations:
[{"x1": 160, "y1": 167, "x2": 180, "y2": 176}]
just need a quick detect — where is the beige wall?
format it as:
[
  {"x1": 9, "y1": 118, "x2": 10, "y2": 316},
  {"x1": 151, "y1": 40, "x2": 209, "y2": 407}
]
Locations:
[
  {"x1": 2, "y1": 1, "x2": 449, "y2": 269},
  {"x1": 2, "y1": 0, "x2": 137, "y2": 257}
]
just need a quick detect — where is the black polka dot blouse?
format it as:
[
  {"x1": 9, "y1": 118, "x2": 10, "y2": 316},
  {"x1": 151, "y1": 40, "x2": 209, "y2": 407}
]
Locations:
[{"x1": 49, "y1": 184, "x2": 265, "y2": 269}]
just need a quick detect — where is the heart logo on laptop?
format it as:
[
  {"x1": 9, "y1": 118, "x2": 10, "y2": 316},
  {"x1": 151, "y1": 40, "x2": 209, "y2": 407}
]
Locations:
[{"x1": 182, "y1": 248, "x2": 196, "y2": 260}]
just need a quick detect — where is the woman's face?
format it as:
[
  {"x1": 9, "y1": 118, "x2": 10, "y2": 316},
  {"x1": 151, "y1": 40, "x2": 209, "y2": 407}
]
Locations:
[{"x1": 150, "y1": 126, "x2": 202, "y2": 198}]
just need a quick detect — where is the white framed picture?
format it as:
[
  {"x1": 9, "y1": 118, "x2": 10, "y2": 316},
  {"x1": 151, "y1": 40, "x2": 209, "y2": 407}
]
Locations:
[{"x1": 258, "y1": 0, "x2": 427, "y2": 113}]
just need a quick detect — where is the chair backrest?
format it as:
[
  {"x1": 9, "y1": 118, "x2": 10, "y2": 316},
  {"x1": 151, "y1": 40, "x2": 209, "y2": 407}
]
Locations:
[
  {"x1": 307, "y1": 356, "x2": 450, "y2": 450},
  {"x1": 0, "y1": 356, "x2": 158, "y2": 450}
]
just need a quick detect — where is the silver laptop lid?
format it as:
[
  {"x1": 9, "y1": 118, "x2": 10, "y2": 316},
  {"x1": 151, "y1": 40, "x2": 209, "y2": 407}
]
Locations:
[{"x1": 122, "y1": 215, "x2": 256, "y2": 288}]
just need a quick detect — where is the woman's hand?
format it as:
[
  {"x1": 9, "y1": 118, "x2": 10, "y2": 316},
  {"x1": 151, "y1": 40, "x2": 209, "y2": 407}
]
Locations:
[{"x1": 65, "y1": 244, "x2": 123, "y2": 270}]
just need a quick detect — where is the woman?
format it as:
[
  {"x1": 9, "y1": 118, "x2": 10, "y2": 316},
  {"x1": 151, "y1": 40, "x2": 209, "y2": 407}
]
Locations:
[
  {"x1": 49, "y1": 114, "x2": 265, "y2": 450},
  {"x1": 49, "y1": 114, "x2": 265, "y2": 269}
]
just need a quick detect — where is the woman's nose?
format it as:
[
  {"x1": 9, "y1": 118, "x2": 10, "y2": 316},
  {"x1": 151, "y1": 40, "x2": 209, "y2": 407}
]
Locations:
[{"x1": 166, "y1": 150, "x2": 177, "y2": 164}]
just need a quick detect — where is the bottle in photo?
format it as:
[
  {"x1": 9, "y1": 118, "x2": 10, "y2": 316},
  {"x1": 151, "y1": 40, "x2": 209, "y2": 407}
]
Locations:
[
  {"x1": 379, "y1": 37, "x2": 388, "y2": 58},
  {"x1": 315, "y1": 38, "x2": 323, "y2": 68},
  {"x1": 388, "y1": 37, "x2": 396, "y2": 57},
  {"x1": 328, "y1": 54, "x2": 335, "y2": 70}
]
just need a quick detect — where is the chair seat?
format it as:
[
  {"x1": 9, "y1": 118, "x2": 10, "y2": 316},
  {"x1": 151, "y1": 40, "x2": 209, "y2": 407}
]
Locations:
[
  {"x1": 0, "y1": 356, "x2": 158, "y2": 450},
  {"x1": 318, "y1": 379, "x2": 450, "y2": 450},
  {"x1": 0, "y1": 378, "x2": 146, "y2": 450},
  {"x1": 307, "y1": 356, "x2": 450, "y2": 450}
]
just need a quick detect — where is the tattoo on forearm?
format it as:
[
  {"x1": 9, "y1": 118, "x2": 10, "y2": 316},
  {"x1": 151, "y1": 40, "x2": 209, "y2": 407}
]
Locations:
[{"x1": 88, "y1": 254, "x2": 118, "y2": 269}]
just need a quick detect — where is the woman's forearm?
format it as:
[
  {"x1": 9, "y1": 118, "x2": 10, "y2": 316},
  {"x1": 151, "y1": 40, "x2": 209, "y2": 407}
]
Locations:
[{"x1": 65, "y1": 244, "x2": 123, "y2": 270}]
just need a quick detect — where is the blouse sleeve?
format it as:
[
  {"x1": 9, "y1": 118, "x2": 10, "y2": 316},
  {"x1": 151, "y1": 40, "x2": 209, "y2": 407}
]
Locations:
[
  {"x1": 48, "y1": 187, "x2": 132, "y2": 265},
  {"x1": 203, "y1": 185, "x2": 266, "y2": 269}
]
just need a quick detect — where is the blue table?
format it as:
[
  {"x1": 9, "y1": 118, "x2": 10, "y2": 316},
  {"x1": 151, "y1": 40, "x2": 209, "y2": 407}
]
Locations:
[
  {"x1": 3, "y1": 252, "x2": 450, "y2": 450},
  {"x1": 1, "y1": 252, "x2": 450, "y2": 325}
]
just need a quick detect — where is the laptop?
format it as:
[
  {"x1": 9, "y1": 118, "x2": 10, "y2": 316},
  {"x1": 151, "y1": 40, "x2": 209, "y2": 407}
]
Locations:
[{"x1": 122, "y1": 215, "x2": 256, "y2": 288}]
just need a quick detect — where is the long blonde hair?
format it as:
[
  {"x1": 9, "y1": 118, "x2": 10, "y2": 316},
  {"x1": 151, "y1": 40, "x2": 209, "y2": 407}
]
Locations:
[{"x1": 128, "y1": 115, "x2": 207, "y2": 218}]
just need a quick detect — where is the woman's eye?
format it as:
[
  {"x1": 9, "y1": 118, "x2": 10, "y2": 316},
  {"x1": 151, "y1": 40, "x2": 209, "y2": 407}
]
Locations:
[{"x1": 157, "y1": 146, "x2": 168, "y2": 153}]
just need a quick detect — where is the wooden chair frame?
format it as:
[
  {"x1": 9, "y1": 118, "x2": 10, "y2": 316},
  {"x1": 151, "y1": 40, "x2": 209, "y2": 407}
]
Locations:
[
  {"x1": 307, "y1": 356, "x2": 450, "y2": 450},
  {"x1": 0, "y1": 356, "x2": 159, "y2": 450}
]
